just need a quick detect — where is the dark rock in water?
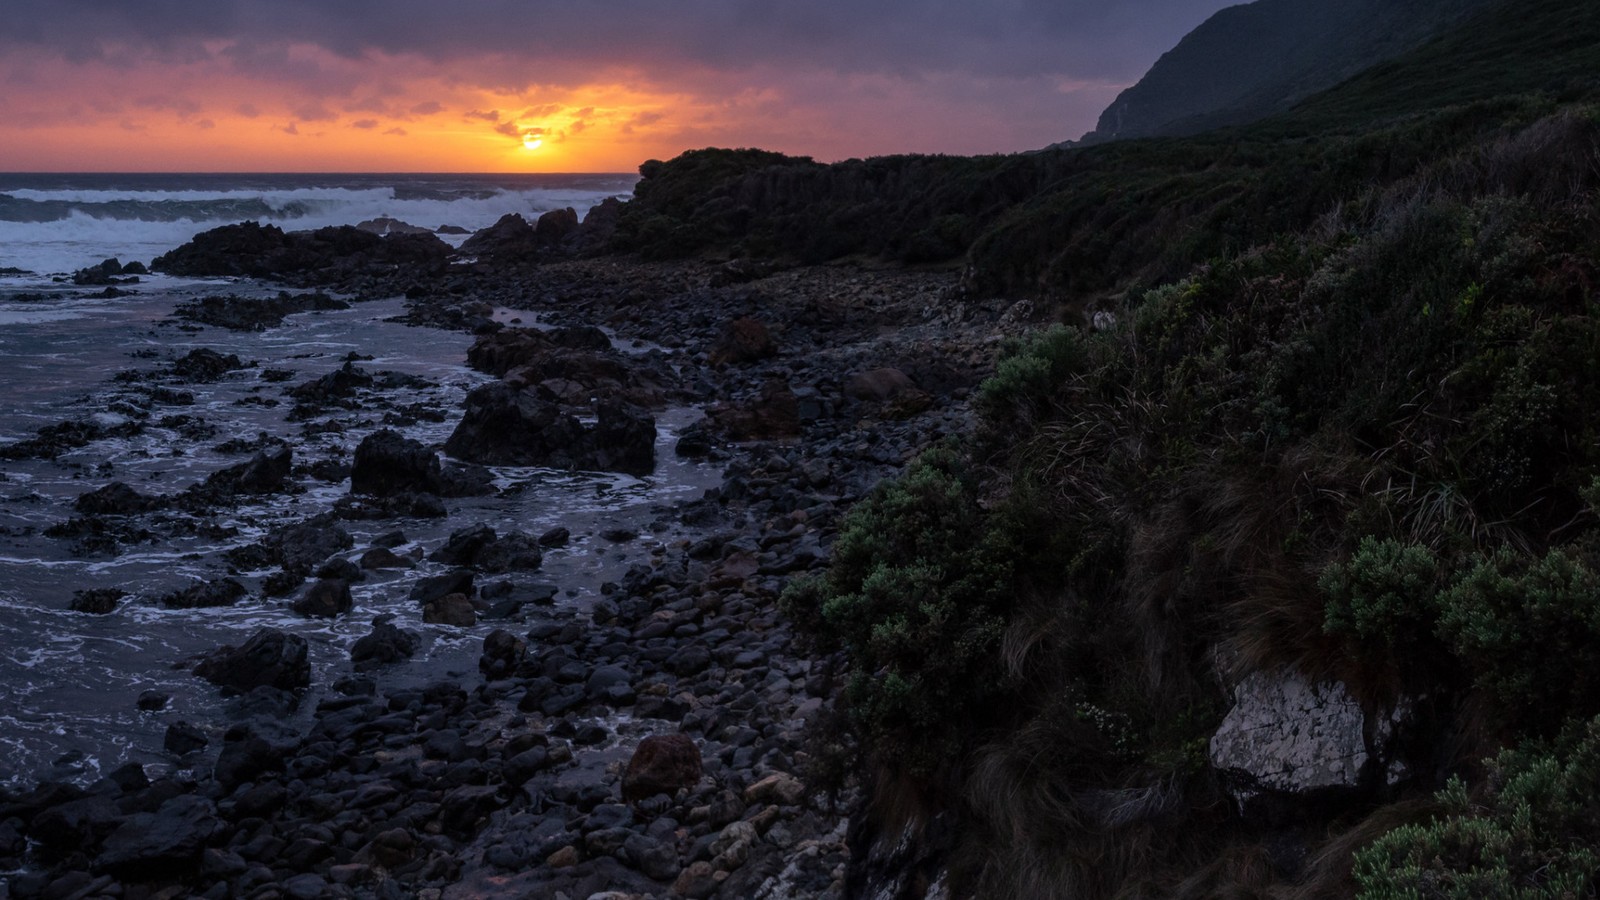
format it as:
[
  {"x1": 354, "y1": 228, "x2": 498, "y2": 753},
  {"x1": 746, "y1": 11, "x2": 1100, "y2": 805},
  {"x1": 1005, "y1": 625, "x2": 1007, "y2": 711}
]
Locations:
[
  {"x1": 475, "y1": 532, "x2": 544, "y2": 573},
  {"x1": 169, "y1": 348, "x2": 246, "y2": 382},
  {"x1": 350, "y1": 616, "x2": 419, "y2": 670},
  {"x1": 674, "y1": 421, "x2": 716, "y2": 458},
  {"x1": 430, "y1": 523, "x2": 497, "y2": 565},
  {"x1": 219, "y1": 444, "x2": 293, "y2": 494},
  {"x1": 436, "y1": 224, "x2": 471, "y2": 235},
  {"x1": 95, "y1": 795, "x2": 222, "y2": 878},
  {"x1": 333, "y1": 490, "x2": 447, "y2": 520},
  {"x1": 193, "y1": 627, "x2": 310, "y2": 693},
  {"x1": 248, "y1": 518, "x2": 353, "y2": 576},
  {"x1": 153, "y1": 221, "x2": 450, "y2": 280},
  {"x1": 0, "y1": 416, "x2": 142, "y2": 461},
  {"x1": 313, "y1": 556, "x2": 363, "y2": 583},
  {"x1": 163, "y1": 721, "x2": 209, "y2": 756},
  {"x1": 622, "y1": 734, "x2": 703, "y2": 803},
  {"x1": 444, "y1": 382, "x2": 656, "y2": 475},
  {"x1": 538, "y1": 527, "x2": 570, "y2": 547},
  {"x1": 479, "y1": 629, "x2": 526, "y2": 678},
  {"x1": 709, "y1": 317, "x2": 777, "y2": 365},
  {"x1": 423, "y1": 593, "x2": 477, "y2": 627},
  {"x1": 410, "y1": 568, "x2": 474, "y2": 606},
  {"x1": 350, "y1": 429, "x2": 440, "y2": 496},
  {"x1": 136, "y1": 690, "x2": 169, "y2": 711},
  {"x1": 169, "y1": 290, "x2": 350, "y2": 331},
  {"x1": 70, "y1": 587, "x2": 125, "y2": 614},
  {"x1": 288, "y1": 361, "x2": 373, "y2": 410},
  {"x1": 158, "y1": 577, "x2": 247, "y2": 610},
  {"x1": 71, "y1": 257, "x2": 139, "y2": 286},
  {"x1": 359, "y1": 546, "x2": 414, "y2": 570},
  {"x1": 291, "y1": 578, "x2": 353, "y2": 618},
  {"x1": 356, "y1": 216, "x2": 432, "y2": 236}
]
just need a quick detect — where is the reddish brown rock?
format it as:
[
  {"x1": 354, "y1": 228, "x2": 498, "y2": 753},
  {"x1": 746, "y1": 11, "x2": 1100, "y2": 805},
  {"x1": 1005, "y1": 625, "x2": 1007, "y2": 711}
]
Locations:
[
  {"x1": 422, "y1": 593, "x2": 476, "y2": 626},
  {"x1": 845, "y1": 367, "x2": 917, "y2": 401},
  {"x1": 623, "y1": 734, "x2": 703, "y2": 803},
  {"x1": 708, "y1": 317, "x2": 776, "y2": 366},
  {"x1": 707, "y1": 380, "x2": 800, "y2": 441}
]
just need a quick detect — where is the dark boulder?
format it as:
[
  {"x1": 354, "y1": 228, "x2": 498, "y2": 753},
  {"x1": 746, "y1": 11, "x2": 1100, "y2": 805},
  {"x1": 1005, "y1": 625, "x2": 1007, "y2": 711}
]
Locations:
[
  {"x1": 429, "y1": 523, "x2": 498, "y2": 566},
  {"x1": 213, "y1": 444, "x2": 293, "y2": 495},
  {"x1": 444, "y1": 383, "x2": 656, "y2": 475},
  {"x1": 475, "y1": 532, "x2": 544, "y2": 573},
  {"x1": 350, "y1": 429, "x2": 442, "y2": 496},
  {"x1": 350, "y1": 616, "x2": 419, "y2": 670},
  {"x1": 159, "y1": 577, "x2": 247, "y2": 610},
  {"x1": 422, "y1": 593, "x2": 476, "y2": 627},
  {"x1": 291, "y1": 578, "x2": 353, "y2": 618},
  {"x1": 350, "y1": 429, "x2": 492, "y2": 496},
  {"x1": 193, "y1": 627, "x2": 310, "y2": 693},
  {"x1": 153, "y1": 221, "x2": 449, "y2": 280},
  {"x1": 410, "y1": 568, "x2": 474, "y2": 606},
  {"x1": 164, "y1": 722, "x2": 209, "y2": 756},
  {"x1": 169, "y1": 348, "x2": 245, "y2": 382},
  {"x1": 707, "y1": 379, "x2": 801, "y2": 441},
  {"x1": 170, "y1": 291, "x2": 350, "y2": 332},
  {"x1": 30, "y1": 795, "x2": 122, "y2": 860},
  {"x1": 708, "y1": 317, "x2": 776, "y2": 366},
  {"x1": 74, "y1": 482, "x2": 160, "y2": 516},
  {"x1": 95, "y1": 795, "x2": 222, "y2": 878},
  {"x1": 70, "y1": 588, "x2": 125, "y2": 615},
  {"x1": 622, "y1": 734, "x2": 703, "y2": 803},
  {"x1": 479, "y1": 629, "x2": 526, "y2": 679}
]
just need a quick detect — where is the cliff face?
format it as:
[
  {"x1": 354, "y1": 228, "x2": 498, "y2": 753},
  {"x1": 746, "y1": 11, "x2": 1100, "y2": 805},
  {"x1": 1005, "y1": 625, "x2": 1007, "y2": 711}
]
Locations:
[{"x1": 1079, "y1": 0, "x2": 1493, "y2": 143}]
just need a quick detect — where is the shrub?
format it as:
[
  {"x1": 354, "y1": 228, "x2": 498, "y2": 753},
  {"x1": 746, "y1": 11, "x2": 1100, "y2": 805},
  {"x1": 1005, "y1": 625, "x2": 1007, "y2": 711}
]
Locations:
[
  {"x1": 1435, "y1": 548, "x2": 1600, "y2": 728},
  {"x1": 976, "y1": 325, "x2": 1097, "y2": 433},
  {"x1": 1354, "y1": 717, "x2": 1600, "y2": 898},
  {"x1": 1321, "y1": 536, "x2": 1439, "y2": 647},
  {"x1": 784, "y1": 444, "x2": 1019, "y2": 780}
]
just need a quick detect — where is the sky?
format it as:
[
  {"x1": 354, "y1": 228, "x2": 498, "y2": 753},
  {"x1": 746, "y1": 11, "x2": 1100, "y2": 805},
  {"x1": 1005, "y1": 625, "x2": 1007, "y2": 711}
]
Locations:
[{"x1": 0, "y1": 1, "x2": 1237, "y2": 173}]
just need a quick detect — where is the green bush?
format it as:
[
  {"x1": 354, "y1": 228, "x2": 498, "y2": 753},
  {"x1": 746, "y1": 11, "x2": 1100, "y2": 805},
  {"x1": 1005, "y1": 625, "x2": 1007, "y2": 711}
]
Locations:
[
  {"x1": 1436, "y1": 548, "x2": 1600, "y2": 727},
  {"x1": 1354, "y1": 717, "x2": 1600, "y2": 898},
  {"x1": 1321, "y1": 536, "x2": 1439, "y2": 647},
  {"x1": 976, "y1": 325, "x2": 1097, "y2": 432},
  {"x1": 783, "y1": 444, "x2": 1019, "y2": 779}
]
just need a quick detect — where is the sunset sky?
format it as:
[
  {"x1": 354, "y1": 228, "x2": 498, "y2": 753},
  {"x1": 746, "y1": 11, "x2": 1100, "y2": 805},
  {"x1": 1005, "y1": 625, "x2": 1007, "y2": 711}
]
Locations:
[{"x1": 0, "y1": 1, "x2": 1235, "y2": 173}]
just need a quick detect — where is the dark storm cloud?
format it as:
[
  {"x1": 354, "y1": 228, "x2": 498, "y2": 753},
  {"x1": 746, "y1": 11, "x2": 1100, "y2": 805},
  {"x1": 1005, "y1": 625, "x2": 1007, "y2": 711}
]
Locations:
[{"x1": 0, "y1": 0, "x2": 1236, "y2": 84}]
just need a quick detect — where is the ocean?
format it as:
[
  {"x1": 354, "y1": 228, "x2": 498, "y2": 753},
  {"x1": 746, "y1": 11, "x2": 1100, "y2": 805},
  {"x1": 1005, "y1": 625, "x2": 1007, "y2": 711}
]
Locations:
[{"x1": 0, "y1": 173, "x2": 721, "y2": 788}]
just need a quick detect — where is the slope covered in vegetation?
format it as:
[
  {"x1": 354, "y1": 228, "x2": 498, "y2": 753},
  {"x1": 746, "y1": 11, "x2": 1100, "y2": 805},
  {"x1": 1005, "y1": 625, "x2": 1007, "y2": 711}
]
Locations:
[
  {"x1": 613, "y1": 0, "x2": 1600, "y2": 895},
  {"x1": 1078, "y1": 0, "x2": 1492, "y2": 142}
]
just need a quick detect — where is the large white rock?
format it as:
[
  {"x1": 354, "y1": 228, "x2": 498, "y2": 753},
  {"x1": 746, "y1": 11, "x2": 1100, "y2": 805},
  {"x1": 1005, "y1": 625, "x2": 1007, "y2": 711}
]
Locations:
[{"x1": 1210, "y1": 668, "x2": 1369, "y2": 797}]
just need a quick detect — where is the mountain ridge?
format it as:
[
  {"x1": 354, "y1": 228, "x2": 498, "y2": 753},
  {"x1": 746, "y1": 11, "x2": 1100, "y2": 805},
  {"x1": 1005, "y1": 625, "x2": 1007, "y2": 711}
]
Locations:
[{"x1": 1077, "y1": 0, "x2": 1494, "y2": 144}]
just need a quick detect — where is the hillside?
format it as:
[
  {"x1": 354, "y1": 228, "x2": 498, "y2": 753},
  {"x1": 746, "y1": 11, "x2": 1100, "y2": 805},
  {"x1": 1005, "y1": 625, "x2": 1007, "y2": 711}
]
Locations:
[
  {"x1": 1077, "y1": 0, "x2": 1492, "y2": 143},
  {"x1": 608, "y1": 0, "x2": 1600, "y2": 896}
]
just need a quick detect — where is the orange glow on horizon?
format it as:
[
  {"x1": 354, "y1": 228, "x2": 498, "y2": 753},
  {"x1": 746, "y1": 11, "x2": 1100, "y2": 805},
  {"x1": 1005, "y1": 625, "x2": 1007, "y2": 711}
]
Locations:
[{"x1": 0, "y1": 42, "x2": 1125, "y2": 172}]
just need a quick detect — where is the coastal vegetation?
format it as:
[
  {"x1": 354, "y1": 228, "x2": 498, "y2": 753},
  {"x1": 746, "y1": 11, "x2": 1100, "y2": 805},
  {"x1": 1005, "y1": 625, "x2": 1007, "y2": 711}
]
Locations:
[{"x1": 615, "y1": 0, "x2": 1600, "y2": 894}]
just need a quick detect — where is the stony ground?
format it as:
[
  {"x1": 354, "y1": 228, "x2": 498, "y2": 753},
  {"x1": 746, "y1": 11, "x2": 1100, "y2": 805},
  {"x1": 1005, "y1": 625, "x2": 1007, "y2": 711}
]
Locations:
[{"x1": 0, "y1": 253, "x2": 1033, "y2": 900}]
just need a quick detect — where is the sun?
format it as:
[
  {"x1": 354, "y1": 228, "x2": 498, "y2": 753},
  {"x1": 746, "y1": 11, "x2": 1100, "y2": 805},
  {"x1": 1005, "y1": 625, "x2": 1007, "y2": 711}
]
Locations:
[{"x1": 522, "y1": 135, "x2": 543, "y2": 151}]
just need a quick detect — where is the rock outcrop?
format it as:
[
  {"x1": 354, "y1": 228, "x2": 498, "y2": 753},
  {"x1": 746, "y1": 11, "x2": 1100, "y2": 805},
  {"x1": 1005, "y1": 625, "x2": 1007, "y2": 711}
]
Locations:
[{"x1": 443, "y1": 383, "x2": 656, "y2": 475}]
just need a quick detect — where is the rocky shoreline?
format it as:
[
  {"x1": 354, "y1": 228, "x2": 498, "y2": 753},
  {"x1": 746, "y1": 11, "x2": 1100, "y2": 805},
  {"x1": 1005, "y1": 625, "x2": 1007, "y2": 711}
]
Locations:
[{"x1": 0, "y1": 222, "x2": 1030, "y2": 899}]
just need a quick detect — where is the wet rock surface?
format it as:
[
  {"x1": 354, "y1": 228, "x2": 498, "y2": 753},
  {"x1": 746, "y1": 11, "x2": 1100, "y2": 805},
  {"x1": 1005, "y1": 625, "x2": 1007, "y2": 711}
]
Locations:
[{"x1": 1, "y1": 247, "x2": 1029, "y2": 899}]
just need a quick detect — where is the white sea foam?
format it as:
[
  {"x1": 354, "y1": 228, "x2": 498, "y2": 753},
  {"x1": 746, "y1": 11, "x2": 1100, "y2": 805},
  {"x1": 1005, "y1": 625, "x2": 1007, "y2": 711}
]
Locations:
[{"x1": 0, "y1": 175, "x2": 636, "y2": 275}]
